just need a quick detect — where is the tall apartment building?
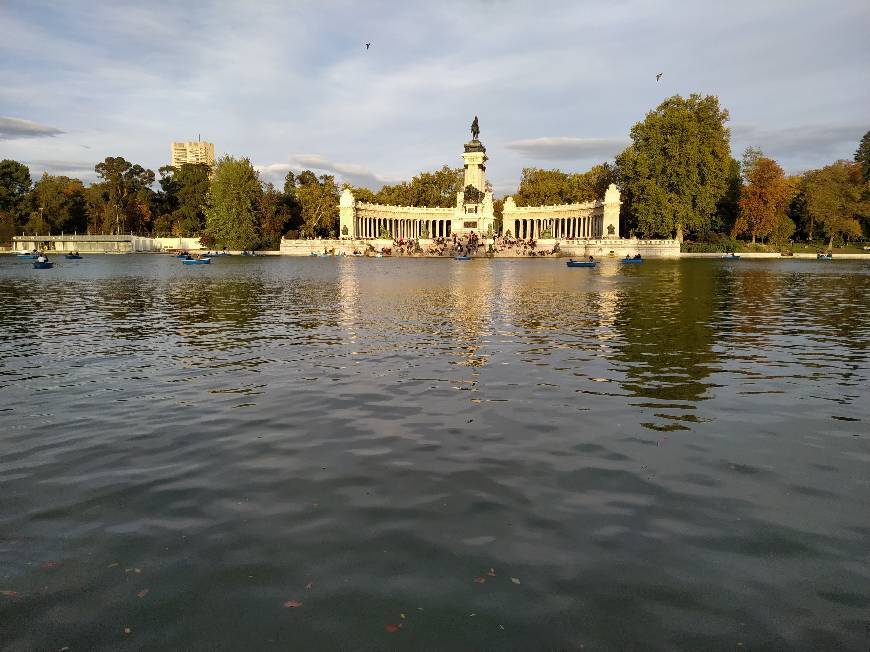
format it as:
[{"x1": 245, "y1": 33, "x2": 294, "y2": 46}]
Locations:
[{"x1": 170, "y1": 140, "x2": 216, "y2": 167}]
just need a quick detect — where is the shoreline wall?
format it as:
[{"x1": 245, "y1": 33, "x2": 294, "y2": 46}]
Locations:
[
  {"x1": 11, "y1": 234, "x2": 205, "y2": 253},
  {"x1": 280, "y1": 237, "x2": 680, "y2": 258}
]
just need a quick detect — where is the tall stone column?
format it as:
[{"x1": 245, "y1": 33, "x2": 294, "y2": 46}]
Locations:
[
  {"x1": 339, "y1": 188, "x2": 355, "y2": 239},
  {"x1": 603, "y1": 183, "x2": 621, "y2": 239}
]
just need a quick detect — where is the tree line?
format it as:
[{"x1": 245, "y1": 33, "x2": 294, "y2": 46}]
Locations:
[
  {"x1": 2, "y1": 94, "x2": 868, "y2": 249},
  {"x1": 0, "y1": 155, "x2": 349, "y2": 250},
  {"x1": 517, "y1": 95, "x2": 869, "y2": 248}
]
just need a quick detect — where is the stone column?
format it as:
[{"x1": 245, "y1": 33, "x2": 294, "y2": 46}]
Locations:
[
  {"x1": 339, "y1": 188, "x2": 355, "y2": 239},
  {"x1": 603, "y1": 183, "x2": 621, "y2": 239}
]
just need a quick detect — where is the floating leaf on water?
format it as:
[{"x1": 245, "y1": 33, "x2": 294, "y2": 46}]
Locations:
[
  {"x1": 498, "y1": 624, "x2": 505, "y2": 630},
  {"x1": 384, "y1": 623, "x2": 402, "y2": 633},
  {"x1": 108, "y1": 562, "x2": 119, "y2": 568},
  {"x1": 123, "y1": 628, "x2": 132, "y2": 635},
  {"x1": 400, "y1": 613, "x2": 406, "y2": 620},
  {"x1": 511, "y1": 577, "x2": 521, "y2": 584},
  {"x1": 486, "y1": 568, "x2": 496, "y2": 577},
  {"x1": 473, "y1": 576, "x2": 486, "y2": 584},
  {"x1": 283, "y1": 600, "x2": 303, "y2": 608},
  {"x1": 137, "y1": 589, "x2": 149, "y2": 598},
  {"x1": 469, "y1": 613, "x2": 476, "y2": 617}
]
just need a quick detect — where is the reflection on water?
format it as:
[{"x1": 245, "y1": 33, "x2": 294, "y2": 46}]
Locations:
[{"x1": 0, "y1": 255, "x2": 868, "y2": 650}]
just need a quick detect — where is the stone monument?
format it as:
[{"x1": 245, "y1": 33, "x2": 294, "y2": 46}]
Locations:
[{"x1": 453, "y1": 116, "x2": 495, "y2": 236}]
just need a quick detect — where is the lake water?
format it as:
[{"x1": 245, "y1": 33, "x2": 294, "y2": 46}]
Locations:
[{"x1": 1, "y1": 254, "x2": 868, "y2": 650}]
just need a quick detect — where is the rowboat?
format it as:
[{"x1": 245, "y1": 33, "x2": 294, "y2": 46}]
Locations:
[
  {"x1": 817, "y1": 253, "x2": 832, "y2": 260},
  {"x1": 566, "y1": 260, "x2": 596, "y2": 268},
  {"x1": 65, "y1": 253, "x2": 82, "y2": 260},
  {"x1": 455, "y1": 255, "x2": 471, "y2": 261},
  {"x1": 18, "y1": 254, "x2": 39, "y2": 259},
  {"x1": 722, "y1": 254, "x2": 740, "y2": 260},
  {"x1": 182, "y1": 257, "x2": 211, "y2": 265},
  {"x1": 621, "y1": 256, "x2": 643, "y2": 263},
  {"x1": 32, "y1": 260, "x2": 54, "y2": 269}
]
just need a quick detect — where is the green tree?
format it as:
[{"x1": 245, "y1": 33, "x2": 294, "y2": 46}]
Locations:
[
  {"x1": 204, "y1": 156, "x2": 262, "y2": 250},
  {"x1": 855, "y1": 129, "x2": 870, "y2": 182},
  {"x1": 0, "y1": 160, "x2": 33, "y2": 241},
  {"x1": 259, "y1": 182, "x2": 290, "y2": 248},
  {"x1": 513, "y1": 168, "x2": 573, "y2": 206},
  {"x1": 513, "y1": 163, "x2": 617, "y2": 207},
  {"x1": 616, "y1": 94, "x2": 732, "y2": 240},
  {"x1": 27, "y1": 173, "x2": 88, "y2": 234},
  {"x1": 571, "y1": 163, "x2": 618, "y2": 202},
  {"x1": 374, "y1": 165, "x2": 462, "y2": 207},
  {"x1": 281, "y1": 171, "x2": 303, "y2": 234},
  {"x1": 786, "y1": 186, "x2": 811, "y2": 240},
  {"x1": 342, "y1": 183, "x2": 375, "y2": 204},
  {"x1": 155, "y1": 163, "x2": 210, "y2": 236},
  {"x1": 802, "y1": 161, "x2": 867, "y2": 248},
  {"x1": 294, "y1": 172, "x2": 339, "y2": 237},
  {"x1": 93, "y1": 156, "x2": 156, "y2": 234},
  {"x1": 715, "y1": 157, "x2": 742, "y2": 236}
]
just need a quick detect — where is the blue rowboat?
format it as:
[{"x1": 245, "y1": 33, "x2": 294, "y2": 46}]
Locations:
[
  {"x1": 621, "y1": 256, "x2": 643, "y2": 263},
  {"x1": 722, "y1": 254, "x2": 740, "y2": 260},
  {"x1": 176, "y1": 252, "x2": 190, "y2": 258},
  {"x1": 65, "y1": 253, "x2": 82, "y2": 260},
  {"x1": 817, "y1": 253, "x2": 832, "y2": 260},
  {"x1": 454, "y1": 255, "x2": 471, "y2": 261},
  {"x1": 18, "y1": 254, "x2": 39, "y2": 259},
  {"x1": 182, "y1": 257, "x2": 211, "y2": 265},
  {"x1": 32, "y1": 260, "x2": 54, "y2": 269},
  {"x1": 566, "y1": 260, "x2": 596, "y2": 268}
]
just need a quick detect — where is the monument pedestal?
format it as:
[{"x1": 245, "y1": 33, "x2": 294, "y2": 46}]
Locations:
[{"x1": 451, "y1": 138, "x2": 495, "y2": 237}]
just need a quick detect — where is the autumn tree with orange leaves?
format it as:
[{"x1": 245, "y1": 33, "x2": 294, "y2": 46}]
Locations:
[{"x1": 734, "y1": 148, "x2": 791, "y2": 244}]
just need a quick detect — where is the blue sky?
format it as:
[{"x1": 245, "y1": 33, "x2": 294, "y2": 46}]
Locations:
[{"x1": 1, "y1": 0, "x2": 868, "y2": 196}]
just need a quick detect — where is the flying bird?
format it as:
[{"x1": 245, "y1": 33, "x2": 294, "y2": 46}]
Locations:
[
  {"x1": 365, "y1": 43, "x2": 371, "y2": 50},
  {"x1": 656, "y1": 73, "x2": 662, "y2": 81}
]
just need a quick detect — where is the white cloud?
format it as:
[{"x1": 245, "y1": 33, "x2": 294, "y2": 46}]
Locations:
[
  {"x1": 503, "y1": 137, "x2": 629, "y2": 162},
  {"x1": 257, "y1": 155, "x2": 397, "y2": 190},
  {"x1": 731, "y1": 124, "x2": 866, "y2": 164},
  {"x1": 0, "y1": 116, "x2": 64, "y2": 140}
]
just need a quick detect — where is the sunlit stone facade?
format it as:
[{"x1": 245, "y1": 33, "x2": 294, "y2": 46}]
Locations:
[
  {"x1": 502, "y1": 182, "x2": 621, "y2": 240},
  {"x1": 339, "y1": 131, "x2": 619, "y2": 240}
]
